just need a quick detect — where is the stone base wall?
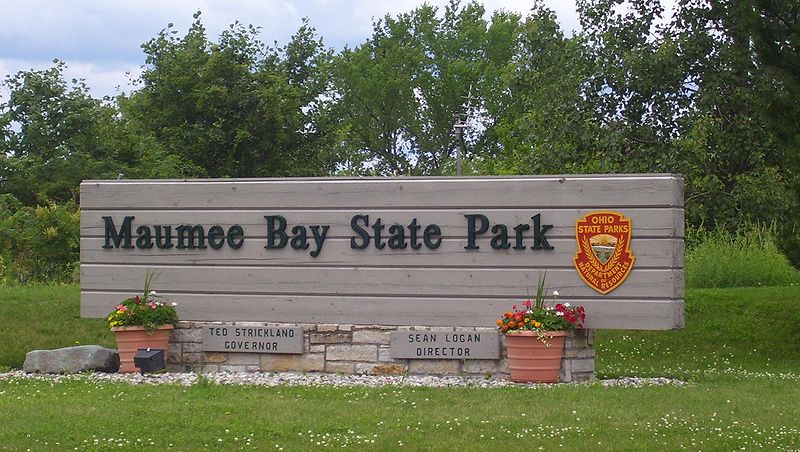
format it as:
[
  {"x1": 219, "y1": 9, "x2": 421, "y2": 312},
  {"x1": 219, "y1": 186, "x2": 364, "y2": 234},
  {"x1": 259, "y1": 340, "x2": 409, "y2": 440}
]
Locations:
[{"x1": 168, "y1": 322, "x2": 595, "y2": 383}]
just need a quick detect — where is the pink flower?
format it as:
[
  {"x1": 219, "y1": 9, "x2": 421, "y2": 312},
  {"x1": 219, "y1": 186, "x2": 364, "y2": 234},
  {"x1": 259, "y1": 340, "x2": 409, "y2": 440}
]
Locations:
[
  {"x1": 147, "y1": 301, "x2": 157, "y2": 310},
  {"x1": 523, "y1": 300, "x2": 532, "y2": 309},
  {"x1": 115, "y1": 304, "x2": 127, "y2": 312}
]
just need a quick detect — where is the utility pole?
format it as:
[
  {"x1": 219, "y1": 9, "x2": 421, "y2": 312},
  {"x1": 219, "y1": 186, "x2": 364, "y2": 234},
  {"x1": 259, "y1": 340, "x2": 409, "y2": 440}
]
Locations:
[{"x1": 452, "y1": 86, "x2": 478, "y2": 176}]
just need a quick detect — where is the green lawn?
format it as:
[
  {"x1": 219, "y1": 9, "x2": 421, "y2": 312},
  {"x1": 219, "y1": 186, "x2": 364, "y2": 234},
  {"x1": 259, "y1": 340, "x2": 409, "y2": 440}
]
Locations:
[{"x1": 1, "y1": 285, "x2": 799, "y2": 450}]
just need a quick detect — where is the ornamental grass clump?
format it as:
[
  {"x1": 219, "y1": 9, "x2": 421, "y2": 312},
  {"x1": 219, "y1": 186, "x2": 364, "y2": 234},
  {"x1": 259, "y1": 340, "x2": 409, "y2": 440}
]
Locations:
[
  {"x1": 496, "y1": 274, "x2": 585, "y2": 334},
  {"x1": 107, "y1": 271, "x2": 178, "y2": 333}
]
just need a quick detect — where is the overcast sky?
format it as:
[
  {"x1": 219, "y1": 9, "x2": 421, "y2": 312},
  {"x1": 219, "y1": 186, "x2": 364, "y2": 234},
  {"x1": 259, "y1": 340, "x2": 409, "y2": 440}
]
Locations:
[{"x1": 0, "y1": 0, "x2": 583, "y2": 99}]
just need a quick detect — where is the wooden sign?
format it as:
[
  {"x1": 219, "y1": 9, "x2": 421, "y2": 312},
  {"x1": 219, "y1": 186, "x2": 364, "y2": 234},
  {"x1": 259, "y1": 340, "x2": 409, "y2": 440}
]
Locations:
[{"x1": 80, "y1": 175, "x2": 684, "y2": 330}]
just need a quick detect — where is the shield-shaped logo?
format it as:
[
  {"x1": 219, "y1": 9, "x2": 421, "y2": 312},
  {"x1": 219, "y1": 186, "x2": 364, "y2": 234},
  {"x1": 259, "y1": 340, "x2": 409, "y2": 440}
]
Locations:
[{"x1": 573, "y1": 211, "x2": 635, "y2": 295}]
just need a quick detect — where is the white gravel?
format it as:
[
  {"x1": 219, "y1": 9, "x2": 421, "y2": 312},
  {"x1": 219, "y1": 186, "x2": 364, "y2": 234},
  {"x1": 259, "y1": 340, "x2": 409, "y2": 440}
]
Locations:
[{"x1": 0, "y1": 370, "x2": 688, "y2": 388}]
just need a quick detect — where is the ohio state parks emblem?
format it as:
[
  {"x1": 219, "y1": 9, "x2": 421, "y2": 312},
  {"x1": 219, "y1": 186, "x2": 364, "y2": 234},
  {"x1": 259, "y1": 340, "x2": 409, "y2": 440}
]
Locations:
[{"x1": 573, "y1": 211, "x2": 636, "y2": 295}]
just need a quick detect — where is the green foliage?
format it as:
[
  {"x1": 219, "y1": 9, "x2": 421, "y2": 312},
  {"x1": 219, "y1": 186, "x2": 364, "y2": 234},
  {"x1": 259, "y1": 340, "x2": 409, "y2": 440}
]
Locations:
[
  {"x1": 122, "y1": 12, "x2": 337, "y2": 178},
  {"x1": 1, "y1": 2, "x2": 799, "y2": 274},
  {"x1": 0, "y1": 195, "x2": 79, "y2": 283},
  {"x1": 685, "y1": 223, "x2": 800, "y2": 288},
  {"x1": 0, "y1": 62, "x2": 200, "y2": 206},
  {"x1": 332, "y1": 1, "x2": 521, "y2": 175}
]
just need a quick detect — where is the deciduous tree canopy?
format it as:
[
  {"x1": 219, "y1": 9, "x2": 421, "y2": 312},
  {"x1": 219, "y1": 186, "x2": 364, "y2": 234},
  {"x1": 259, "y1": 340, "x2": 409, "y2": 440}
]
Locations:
[{"x1": 2, "y1": 1, "x2": 798, "y2": 269}]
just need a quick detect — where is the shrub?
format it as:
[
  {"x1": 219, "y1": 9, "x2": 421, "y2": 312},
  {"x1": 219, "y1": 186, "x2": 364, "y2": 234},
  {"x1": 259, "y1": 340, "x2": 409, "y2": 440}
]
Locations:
[
  {"x1": 685, "y1": 223, "x2": 800, "y2": 288},
  {"x1": 0, "y1": 195, "x2": 79, "y2": 283}
]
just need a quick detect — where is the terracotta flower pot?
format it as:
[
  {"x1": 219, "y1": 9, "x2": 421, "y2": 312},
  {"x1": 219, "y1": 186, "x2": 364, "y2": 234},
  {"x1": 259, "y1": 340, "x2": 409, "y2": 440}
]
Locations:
[
  {"x1": 111, "y1": 325, "x2": 174, "y2": 373},
  {"x1": 505, "y1": 330, "x2": 568, "y2": 383}
]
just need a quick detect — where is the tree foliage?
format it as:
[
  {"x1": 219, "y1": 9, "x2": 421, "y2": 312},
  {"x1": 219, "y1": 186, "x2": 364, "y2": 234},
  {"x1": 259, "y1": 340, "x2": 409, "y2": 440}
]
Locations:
[
  {"x1": 122, "y1": 12, "x2": 337, "y2": 178},
  {"x1": 1, "y1": 2, "x2": 799, "y2": 277}
]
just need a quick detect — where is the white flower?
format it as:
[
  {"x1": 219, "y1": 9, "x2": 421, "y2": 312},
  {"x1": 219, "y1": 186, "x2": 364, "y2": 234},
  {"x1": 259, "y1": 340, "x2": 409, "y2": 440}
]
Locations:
[
  {"x1": 171, "y1": 302, "x2": 178, "y2": 307},
  {"x1": 552, "y1": 290, "x2": 559, "y2": 297},
  {"x1": 149, "y1": 290, "x2": 157, "y2": 296},
  {"x1": 564, "y1": 302, "x2": 571, "y2": 307},
  {"x1": 556, "y1": 311, "x2": 564, "y2": 316}
]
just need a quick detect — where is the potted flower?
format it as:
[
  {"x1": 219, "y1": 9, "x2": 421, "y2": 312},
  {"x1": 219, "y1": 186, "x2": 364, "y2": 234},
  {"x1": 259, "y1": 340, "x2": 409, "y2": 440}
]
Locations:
[
  {"x1": 497, "y1": 274, "x2": 585, "y2": 383},
  {"x1": 107, "y1": 271, "x2": 178, "y2": 373}
]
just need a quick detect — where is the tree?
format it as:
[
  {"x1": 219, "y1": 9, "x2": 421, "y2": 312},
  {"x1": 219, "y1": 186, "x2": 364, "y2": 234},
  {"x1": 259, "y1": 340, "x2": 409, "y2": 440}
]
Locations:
[
  {"x1": 332, "y1": 1, "x2": 521, "y2": 175},
  {"x1": 0, "y1": 62, "x2": 192, "y2": 205},
  {"x1": 122, "y1": 12, "x2": 337, "y2": 178}
]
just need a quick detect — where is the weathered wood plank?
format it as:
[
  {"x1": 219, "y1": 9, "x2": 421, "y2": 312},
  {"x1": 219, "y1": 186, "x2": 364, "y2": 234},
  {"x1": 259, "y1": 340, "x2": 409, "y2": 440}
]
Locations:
[
  {"x1": 81, "y1": 237, "x2": 684, "y2": 269},
  {"x1": 80, "y1": 175, "x2": 684, "y2": 209},
  {"x1": 81, "y1": 208, "x2": 685, "y2": 239},
  {"x1": 81, "y1": 291, "x2": 684, "y2": 330},
  {"x1": 79, "y1": 175, "x2": 685, "y2": 330},
  {"x1": 81, "y1": 265, "x2": 683, "y2": 299}
]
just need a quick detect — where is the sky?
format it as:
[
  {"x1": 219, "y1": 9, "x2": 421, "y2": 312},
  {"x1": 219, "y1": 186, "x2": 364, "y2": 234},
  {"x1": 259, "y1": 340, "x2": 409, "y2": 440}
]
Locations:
[{"x1": 0, "y1": 0, "x2": 582, "y2": 99}]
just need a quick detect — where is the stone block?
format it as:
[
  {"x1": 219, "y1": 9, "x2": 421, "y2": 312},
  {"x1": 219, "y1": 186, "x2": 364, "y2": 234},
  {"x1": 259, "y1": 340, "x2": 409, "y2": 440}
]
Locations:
[
  {"x1": 497, "y1": 358, "x2": 509, "y2": 374},
  {"x1": 23, "y1": 346, "x2": 119, "y2": 374},
  {"x1": 408, "y1": 359, "x2": 459, "y2": 375},
  {"x1": 570, "y1": 358, "x2": 595, "y2": 373},
  {"x1": 378, "y1": 346, "x2": 394, "y2": 362},
  {"x1": 182, "y1": 342, "x2": 203, "y2": 353},
  {"x1": 182, "y1": 352, "x2": 202, "y2": 363},
  {"x1": 354, "y1": 324, "x2": 396, "y2": 330},
  {"x1": 559, "y1": 360, "x2": 572, "y2": 383},
  {"x1": 202, "y1": 364, "x2": 220, "y2": 373},
  {"x1": 325, "y1": 362, "x2": 355, "y2": 374},
  {"x1": 172, "y1": 328, "x2": 202, "y2": 343},
  {"x1": 166, "y1": 363, "x2": 188, "y2": 372},
  {"x1": 352, "y1": 330, "x2": 390, "y2": 344},
  {"x1": 356, "y1": 363, "x2": 407, "y2": 375},
  {"x1": 260, "y1": 353, "x2": 325, "y2": 372},
  {"x1": 225, "y1": 353, "x2": 260, "y2": 366},
  {"x1": 176, "y1": 321, "x2": 194, "y2": 329},
  {"x1": 168, "y1": 343, "x2": 182, "y2": 364},
  {"x1": 338, "y1": 324, "x2": 353, "y2": 331},
  {"x1": 219, "y1": 365, "x2": 248, "y2": 373},
  {"x1": 234, "y1": 321, "x2": 265, "y2": 327},
  {"x1": 310, "y1": 333, "x2": 350, "y2": 344},
  {"x1": 326, "y1": 344, "x2": 377, "y2": 361},
  {"x1": 371, "y1": 364, "x2": 407, "y2": 375},
  {"x1": 310, "y1": 345, "x2": 325, "y2": 353},
  {"x1": 473, "y1": 327, "x2": 496, "y2": 334},
  {"x1": 317, "y1": 324, "x2": 338, "y2": 332},
  {"x1": 461, "y1": 359, "x2": 497, "y2": 374},
  {"x1": 567, "y1": 336, "x2": 587, "y2": 349},
  {"x1": 203, "y1": 352, "x2": 227, "y2": 363},
  {"x1": 572, "y1": 372, "x2": 596, "y2": 382}
]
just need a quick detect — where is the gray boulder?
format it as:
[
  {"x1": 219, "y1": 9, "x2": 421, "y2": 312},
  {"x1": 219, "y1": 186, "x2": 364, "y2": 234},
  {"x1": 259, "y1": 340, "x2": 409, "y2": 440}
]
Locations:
[{"x1": 23, "y1": 345, "x2": 120, "y2": 374}]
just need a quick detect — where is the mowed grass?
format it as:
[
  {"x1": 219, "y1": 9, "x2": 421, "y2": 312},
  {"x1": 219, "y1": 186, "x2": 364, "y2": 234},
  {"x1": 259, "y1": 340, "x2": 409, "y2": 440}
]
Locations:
[
  {"x1": 1, "y1": 376, "x2": 798, "y2": 450},
  {"x1": 1, "y1": 285, "x2": 799, "y2": 450},
  {"x1": 0, "y1": 284, "x2": 114, "y2": 369}
]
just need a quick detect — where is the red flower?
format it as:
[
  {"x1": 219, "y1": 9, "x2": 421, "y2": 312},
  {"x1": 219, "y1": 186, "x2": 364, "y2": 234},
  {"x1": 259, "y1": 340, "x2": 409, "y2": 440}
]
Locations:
[
  {"x1": 523, "y1": 300, "x2": 532, "y2": 309},
  {"x1": 133, "y1": 295, "x2": 141, "y2": 304},
  {"x1": 555, "y1": 303, "x2": 565, "y2": 312}
]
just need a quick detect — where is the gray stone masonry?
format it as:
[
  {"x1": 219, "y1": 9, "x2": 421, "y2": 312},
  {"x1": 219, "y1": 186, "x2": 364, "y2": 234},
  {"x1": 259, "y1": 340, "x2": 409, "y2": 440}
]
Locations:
[{"x1": 169, "y1": 321, "x2": 595, "y2": 382}]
